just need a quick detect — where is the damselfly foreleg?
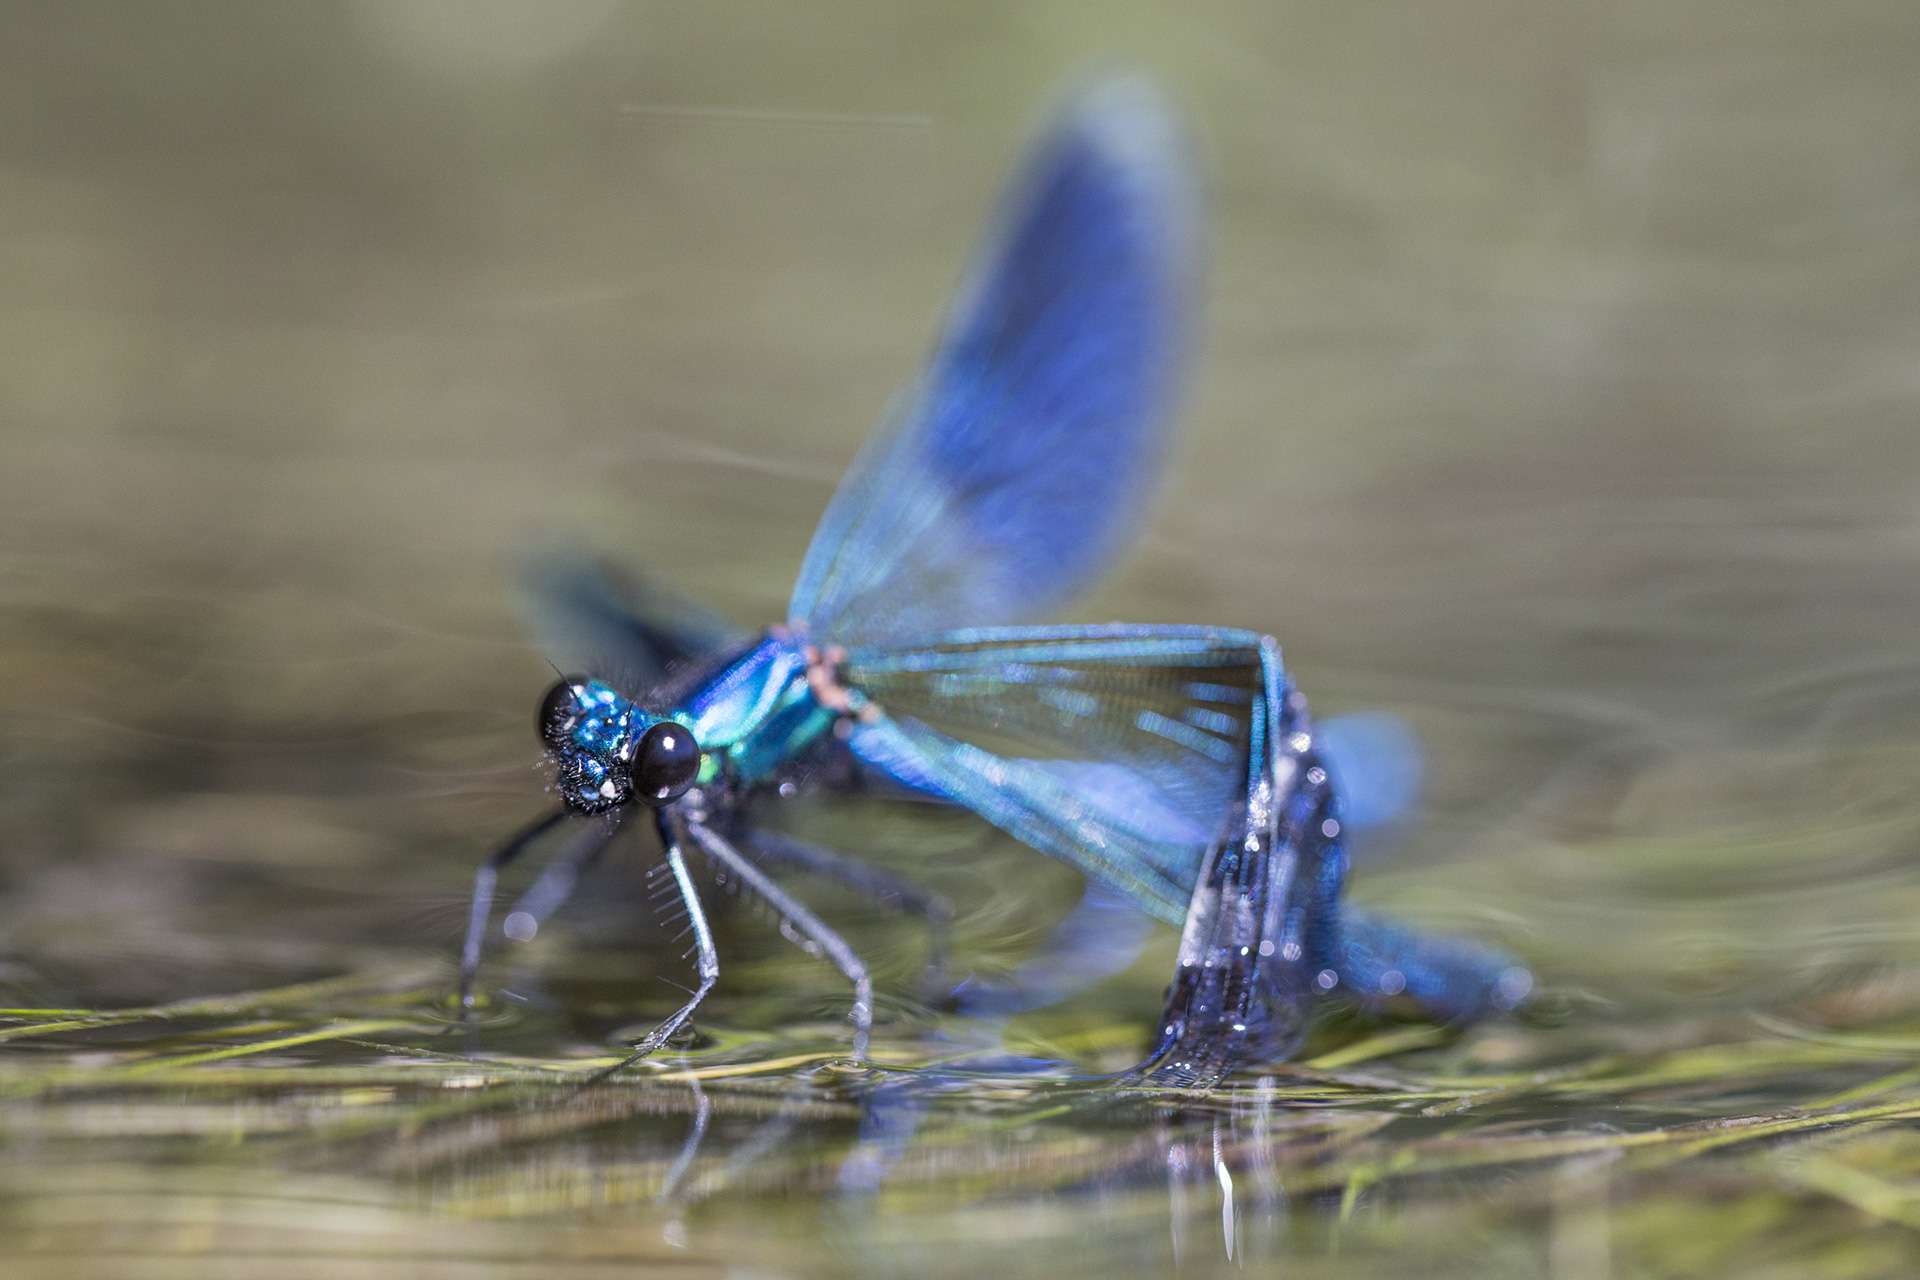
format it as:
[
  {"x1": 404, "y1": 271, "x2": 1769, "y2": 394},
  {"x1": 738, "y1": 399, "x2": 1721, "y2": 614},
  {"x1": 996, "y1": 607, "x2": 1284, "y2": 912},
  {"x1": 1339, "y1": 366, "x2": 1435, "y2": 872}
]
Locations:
[{"x1": 592, "y1": 813, "x2": 719, "y2": 1081}]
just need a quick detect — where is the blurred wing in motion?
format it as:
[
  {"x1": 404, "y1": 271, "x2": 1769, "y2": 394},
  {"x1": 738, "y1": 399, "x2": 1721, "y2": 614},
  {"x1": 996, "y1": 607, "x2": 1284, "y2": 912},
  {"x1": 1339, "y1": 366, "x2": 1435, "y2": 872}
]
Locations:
[
  {"x1": 1318, "y1": 711, "x2": 1424, "y2": 832},
  {"x1": 840, "y1": 624, "x2": 1270, "y2": 922},
  {"x1": 789, "y1": 77, "x2": 1197, "y2": 645},
  {"x1": 519, "y1": 549, "x2": 742, "y2": 695}
]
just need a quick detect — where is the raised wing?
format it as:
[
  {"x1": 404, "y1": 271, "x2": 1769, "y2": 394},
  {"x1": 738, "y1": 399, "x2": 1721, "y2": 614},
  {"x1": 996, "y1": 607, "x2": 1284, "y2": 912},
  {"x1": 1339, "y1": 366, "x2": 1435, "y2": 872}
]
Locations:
[
  {"x1": 519, "y1": 550, "x2": 741, "y2": 696},
  {"x1": 789, "y1": 77, "x2": 1197, "y2": 645},
  {"x1": 840, "y1": 625, "x2": 1271, "y2": 922}
]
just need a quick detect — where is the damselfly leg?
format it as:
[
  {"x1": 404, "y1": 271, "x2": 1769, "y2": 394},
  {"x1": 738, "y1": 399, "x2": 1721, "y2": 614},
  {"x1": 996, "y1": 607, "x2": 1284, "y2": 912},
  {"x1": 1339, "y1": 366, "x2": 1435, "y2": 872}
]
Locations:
[
  {"x1": 591, "y1": 814, "x2": 719, "y2": 1081},
  {"x1": 458, "y1": 808, "x2": 569, "y2": 1012},
  {"x1": 737, "y1": 826, "x2": 954, "y2": 996},
  {"x1": 458, "y1": 809, "x2": 629, "y2": 1012},
  {"x1": 500, "y1": 818, "x2": 623, "y2": 942},
  {"x1": 687, "y1": 821, "x2": 874, "y2": 1060}
]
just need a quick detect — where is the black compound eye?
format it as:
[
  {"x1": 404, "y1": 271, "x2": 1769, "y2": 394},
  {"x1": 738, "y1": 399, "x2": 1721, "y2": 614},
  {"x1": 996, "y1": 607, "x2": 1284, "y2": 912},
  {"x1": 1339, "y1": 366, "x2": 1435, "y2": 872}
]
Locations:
[
  {"x1": 633, "y1": 721, "x2": 701, "y2": 803},
  {"x1": 539, "y1": 676, "x2": 588, "y2": 746}
]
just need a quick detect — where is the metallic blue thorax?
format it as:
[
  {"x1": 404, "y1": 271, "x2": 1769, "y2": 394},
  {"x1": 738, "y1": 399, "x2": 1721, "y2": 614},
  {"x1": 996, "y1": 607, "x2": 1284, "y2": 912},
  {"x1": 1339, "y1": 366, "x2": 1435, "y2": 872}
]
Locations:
[{"x1": 678, "y1": 635, "x2": 837, "y2": 787}]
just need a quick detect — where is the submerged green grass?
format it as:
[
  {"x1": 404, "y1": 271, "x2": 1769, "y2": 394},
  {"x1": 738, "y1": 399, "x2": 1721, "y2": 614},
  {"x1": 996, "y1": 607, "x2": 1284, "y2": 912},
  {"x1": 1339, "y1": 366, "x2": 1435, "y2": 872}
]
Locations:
[{"x1": 7, "y1": 792, "x2": 1920, "y2": 1279}]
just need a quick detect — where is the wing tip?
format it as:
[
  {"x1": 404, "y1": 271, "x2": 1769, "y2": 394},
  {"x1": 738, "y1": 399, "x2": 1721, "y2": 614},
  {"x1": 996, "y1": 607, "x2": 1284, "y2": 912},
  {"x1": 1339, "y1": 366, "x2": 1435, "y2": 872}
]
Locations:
[
  {"x1": 1057, "y1": 73, "x2": 1184, "y2": 164},
  {"x1": 1045, "y1": 70, "x2": 1198, "y2": 245}
]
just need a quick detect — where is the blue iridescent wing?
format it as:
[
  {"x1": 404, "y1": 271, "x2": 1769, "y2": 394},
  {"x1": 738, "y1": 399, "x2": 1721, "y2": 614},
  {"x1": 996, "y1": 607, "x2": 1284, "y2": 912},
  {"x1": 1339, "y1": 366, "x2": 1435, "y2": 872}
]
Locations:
[
  {"x1": 1332, "y1": 908, "x2": 1533, "y2": 1020},
  {"x1": 839, "y1": 624, "x2": 1273, "y2": 923},
  {"x1": 519, "y1": 549, "x2": 742, "y2": 696},
  {"x1": 1315, "y1": 712, "x2": 1423, "y2": 832},
  {"x1": 788, "y1": 78, "x2": 1196, "y2": 644},
  {"x1": 847, "y1": 707, "x2": 1426, "y2": 831}
]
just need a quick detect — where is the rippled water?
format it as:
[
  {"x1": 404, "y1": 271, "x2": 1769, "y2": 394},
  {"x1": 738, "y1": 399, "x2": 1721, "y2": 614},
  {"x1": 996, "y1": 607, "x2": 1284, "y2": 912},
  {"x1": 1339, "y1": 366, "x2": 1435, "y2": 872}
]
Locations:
[{"x1": 7, "y1": 5, "x2": 1920, "y2": 1277}]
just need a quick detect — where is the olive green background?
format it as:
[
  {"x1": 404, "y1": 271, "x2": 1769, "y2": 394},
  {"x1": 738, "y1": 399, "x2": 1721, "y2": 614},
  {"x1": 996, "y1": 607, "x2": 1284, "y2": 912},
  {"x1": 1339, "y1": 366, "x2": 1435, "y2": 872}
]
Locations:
[{"x1": 6, "y1": 4, "x2": 1920, "y2": 1277}]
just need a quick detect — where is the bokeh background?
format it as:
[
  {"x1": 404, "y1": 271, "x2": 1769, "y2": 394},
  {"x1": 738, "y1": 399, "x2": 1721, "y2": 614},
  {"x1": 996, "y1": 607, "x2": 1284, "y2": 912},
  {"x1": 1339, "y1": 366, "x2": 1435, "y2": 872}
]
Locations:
[{"x1": 6, "y1": 4, "x2": 1920, "y2": 1277}]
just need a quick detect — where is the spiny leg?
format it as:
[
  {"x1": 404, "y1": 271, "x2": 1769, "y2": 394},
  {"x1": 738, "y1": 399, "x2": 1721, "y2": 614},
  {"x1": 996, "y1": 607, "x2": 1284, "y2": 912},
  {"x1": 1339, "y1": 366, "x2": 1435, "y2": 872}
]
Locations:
[
  {"x1": 686, "y1": 821, "x2": 873, "y2": 1060},
  {"x1": 592, "y1": 814, "x2": 719, "y2": 1082},
  {"x1": 737, "y1": 826, "x2": 953, "y2": 992},
  {"x1": 458, "y1": 808, "x2": 569, "y2": 1012}
]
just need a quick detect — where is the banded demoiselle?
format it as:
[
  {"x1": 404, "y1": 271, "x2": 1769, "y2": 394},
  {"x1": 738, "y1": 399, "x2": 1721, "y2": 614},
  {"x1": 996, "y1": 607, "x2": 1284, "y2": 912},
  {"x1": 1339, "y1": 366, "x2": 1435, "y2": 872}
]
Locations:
[{"x1": 457, "y1": 78, "x2": 1530, "y2": 1086}]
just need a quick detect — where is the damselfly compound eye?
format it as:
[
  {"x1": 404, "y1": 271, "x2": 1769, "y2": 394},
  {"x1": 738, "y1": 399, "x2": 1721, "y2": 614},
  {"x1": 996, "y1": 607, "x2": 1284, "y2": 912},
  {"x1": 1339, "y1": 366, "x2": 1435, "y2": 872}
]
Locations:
[
  {"x1": 633, "y1": 721, "x2": 700, "y2": 803},
  {"x1": 539, "y1": 676, "x2": 587, "y2": 747}
]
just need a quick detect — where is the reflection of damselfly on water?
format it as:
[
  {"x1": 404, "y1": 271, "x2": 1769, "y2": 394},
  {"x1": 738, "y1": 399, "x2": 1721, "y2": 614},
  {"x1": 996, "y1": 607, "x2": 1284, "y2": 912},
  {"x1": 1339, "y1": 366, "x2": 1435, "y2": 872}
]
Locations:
[{"x1": 456, "y1": 77, "x2": 1531, "y2": 1085}]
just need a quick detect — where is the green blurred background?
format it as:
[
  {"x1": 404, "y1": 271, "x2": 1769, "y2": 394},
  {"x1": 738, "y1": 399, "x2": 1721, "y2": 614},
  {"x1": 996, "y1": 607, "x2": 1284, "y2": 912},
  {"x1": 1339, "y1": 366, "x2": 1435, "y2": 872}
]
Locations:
[{"x1": 6, "y1": 3, "x2": 1920, "y2": 1277}]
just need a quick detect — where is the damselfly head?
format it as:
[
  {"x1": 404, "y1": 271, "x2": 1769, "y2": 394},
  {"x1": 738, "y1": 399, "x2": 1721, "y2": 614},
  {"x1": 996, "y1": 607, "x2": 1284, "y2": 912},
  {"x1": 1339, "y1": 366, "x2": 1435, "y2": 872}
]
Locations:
[{"x1": 538, "y1": 676, "x2": 702, "y2": 811}]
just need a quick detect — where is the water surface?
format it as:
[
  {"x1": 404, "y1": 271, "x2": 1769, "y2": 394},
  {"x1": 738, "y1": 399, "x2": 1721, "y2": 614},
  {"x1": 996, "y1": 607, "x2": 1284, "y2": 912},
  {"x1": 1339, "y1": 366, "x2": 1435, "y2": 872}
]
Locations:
[{"x1": 6, "y1": 5, "x2": 1920, "y2": 1276}]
